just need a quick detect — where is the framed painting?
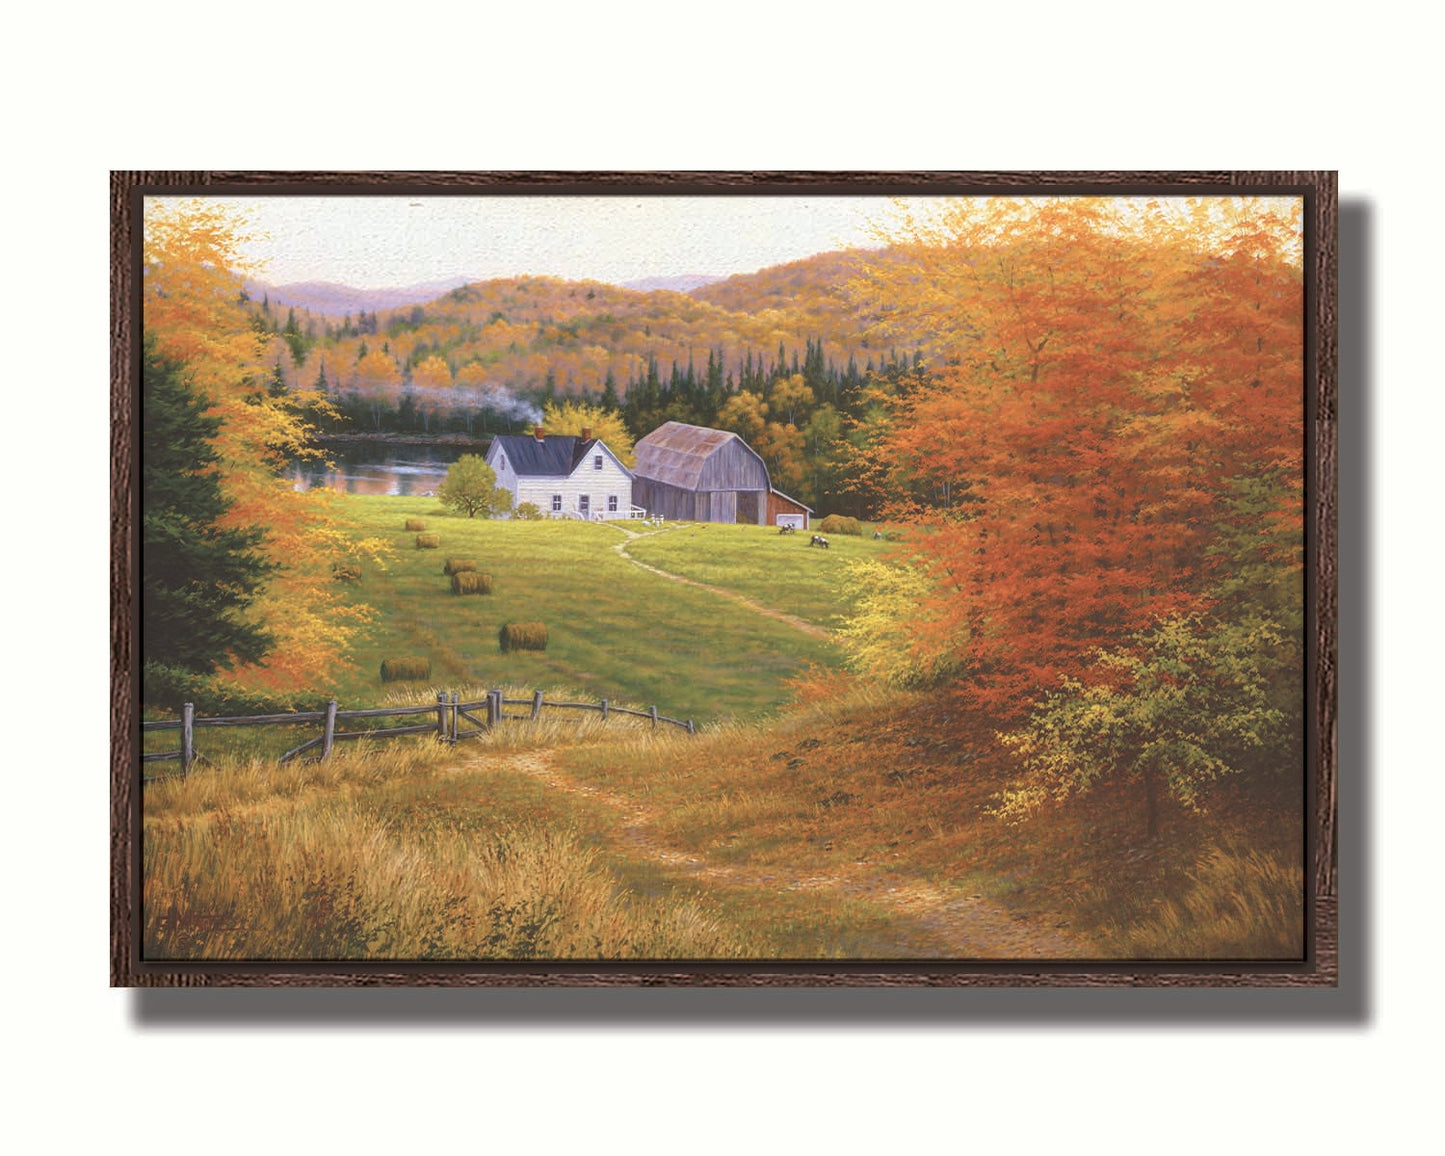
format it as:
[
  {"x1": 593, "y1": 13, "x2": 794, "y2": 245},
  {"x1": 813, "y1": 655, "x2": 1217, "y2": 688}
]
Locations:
[{"x1": 111, "y1": 170, "x2": 1336, "y2": 987}]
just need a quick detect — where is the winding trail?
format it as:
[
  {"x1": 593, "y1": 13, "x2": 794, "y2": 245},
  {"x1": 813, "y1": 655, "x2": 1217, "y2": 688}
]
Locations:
[
  {"x1": 604, "y1": 523, "x2": 831, "y2": 640},
  {"x1": 488, "y1": 749, "x2": 1090, "y2": 960}
]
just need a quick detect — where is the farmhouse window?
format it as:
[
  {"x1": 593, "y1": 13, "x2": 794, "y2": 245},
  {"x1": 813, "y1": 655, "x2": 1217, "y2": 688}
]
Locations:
[
  {"x1": 608, "y1": 495, "x2": 618, "y2": 512},
  {"x1": 498, "y1": 454, "x2": 506, "y2": 471},
  {"x1": 551, "y1": 494, "x2": 562, "y2": 512},
  {"x1": 594, "y1": 454, "x2": 604, "y2": 470},
  {"x1": 579, "y1": 495, "x2": 591, "y2": 514}
]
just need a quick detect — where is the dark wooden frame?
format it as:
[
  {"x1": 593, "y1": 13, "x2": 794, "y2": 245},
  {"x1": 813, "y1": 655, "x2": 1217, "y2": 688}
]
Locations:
[{"x1": 112, "y1": 170, "x2": 1337, "y2": 988}]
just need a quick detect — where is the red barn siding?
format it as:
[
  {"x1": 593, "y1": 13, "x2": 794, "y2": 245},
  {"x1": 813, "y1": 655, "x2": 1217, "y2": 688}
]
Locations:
[{"x1": 767, "y1": 490, "x2": 811, "y2": 529}]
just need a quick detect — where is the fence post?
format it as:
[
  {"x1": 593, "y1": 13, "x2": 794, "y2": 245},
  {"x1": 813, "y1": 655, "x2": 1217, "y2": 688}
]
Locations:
[
  {"x1": 650, "y1": 704, "x2": 658, "y2": 730},
  {"x1": 531, "y1": 690, "x2": 543, "y2": 721},
  {"x1": 687, "y1": 719, "x2": 695, "y2": 736},
  {"x1": 600, "y1": 698, "x2": 609, "y2": 722},
  {"x1": 181, "y1": 703, "x2": 194, "y2": 777},
  {"x1": 322, "y1": 700, "x2": 338, "y2": 760},
  {"x1": 486, "y1": 689, "x2": 499, "y2": 728},
  {"x1": 451, "y1": 693, "x2": 459, "y2": 742},
  {"x1": 437, "y1": 692, "x2": 449, "y2": 741}
]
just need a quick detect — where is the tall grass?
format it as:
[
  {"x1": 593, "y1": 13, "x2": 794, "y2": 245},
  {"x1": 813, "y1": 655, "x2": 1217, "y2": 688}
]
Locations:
[
  {"x1": 1097, "y1": 842, "x2": 1305, "y2": 959},
  {"x1": 144, "y1": 743, "x2": 750, "y2": 960}
]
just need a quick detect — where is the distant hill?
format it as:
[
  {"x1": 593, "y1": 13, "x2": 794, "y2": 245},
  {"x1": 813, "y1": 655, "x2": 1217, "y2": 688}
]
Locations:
[
  {"x1": 621, "y1": 274, "x2": 724, "y2": 293},
  {"x1": 245, "y1": 276, "x2": 475, "y2": 317},
  {"x1": 251, "y1": 248, "x2": 930, "y2": 404}
]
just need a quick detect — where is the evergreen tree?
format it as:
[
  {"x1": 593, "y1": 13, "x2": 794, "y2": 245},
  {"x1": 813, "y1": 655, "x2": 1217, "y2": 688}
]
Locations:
[
  {"x1": 141, "y1": 333, "x2": 274, "y2": 706},
  {"x1": 600, "y1": 368, "x2": 620, "y2": 411}
]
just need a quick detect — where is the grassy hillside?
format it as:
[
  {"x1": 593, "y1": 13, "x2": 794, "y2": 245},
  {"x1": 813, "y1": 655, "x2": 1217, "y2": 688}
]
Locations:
[
  {"x1": 323, "y1": 497, "x2": 843, "y2": 722},
  {"x1": 624, "y1": 521, "x2": 894, "y2": 629}
]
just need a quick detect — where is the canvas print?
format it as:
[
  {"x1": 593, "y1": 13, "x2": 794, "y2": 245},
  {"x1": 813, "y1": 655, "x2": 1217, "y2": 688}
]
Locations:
[{"x1": 137, "y1": 189, "x2": 1308, "y2": 964}]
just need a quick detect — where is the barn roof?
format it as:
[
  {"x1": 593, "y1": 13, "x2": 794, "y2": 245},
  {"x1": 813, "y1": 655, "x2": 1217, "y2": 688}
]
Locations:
[
  {"x1": 634, "y1": 421, "x2": 747, "y2": 489},
  {"x1": 491, "y1": 434, "x2": 604, "y2": 477}
]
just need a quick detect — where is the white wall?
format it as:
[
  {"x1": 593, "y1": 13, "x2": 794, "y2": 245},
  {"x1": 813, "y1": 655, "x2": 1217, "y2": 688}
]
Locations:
[{"x1": 490, "y1": 442, "x2": 635, "y2": 519}]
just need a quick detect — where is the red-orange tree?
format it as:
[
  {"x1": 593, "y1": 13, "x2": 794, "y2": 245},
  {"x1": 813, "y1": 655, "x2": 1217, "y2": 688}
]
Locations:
[{"x1": 846, "y1": 197, "x2": 1304, "y2": 723}]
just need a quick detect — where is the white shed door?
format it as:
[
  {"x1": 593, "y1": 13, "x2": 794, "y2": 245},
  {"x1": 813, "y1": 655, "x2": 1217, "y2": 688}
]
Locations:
[{"x1": 776, "y1": 513, "x2": 805, "y2": 529}]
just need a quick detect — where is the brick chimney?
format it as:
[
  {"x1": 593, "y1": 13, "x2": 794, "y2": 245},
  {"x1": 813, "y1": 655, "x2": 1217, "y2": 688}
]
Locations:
[
  {"x1": 581, "y1": 426, "x2": 593, "y2": 441},
  {"x1": 533, "y1": 426, "x2": 545, "y2": 441}
]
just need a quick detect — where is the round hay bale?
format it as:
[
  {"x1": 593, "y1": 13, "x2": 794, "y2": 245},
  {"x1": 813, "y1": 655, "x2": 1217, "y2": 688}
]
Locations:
[
  {"x1": 380, "y1": 657, "x2": 431, "y2": 682},
  {"x1": 415, "y1": 533, "x2": 441, "y2": 549},
  {"x1": 451, "y1": 571, "x2": 494, "y2": 596},
  {"x1": 405, "y1": 518, "x2": 427, "y2": 531},
  {"x1": 499, "y1": 621, "x2": 547, "y2": 653},
  {"x1": 443, "y1": 558, "x2": 478, "y2": 576}
]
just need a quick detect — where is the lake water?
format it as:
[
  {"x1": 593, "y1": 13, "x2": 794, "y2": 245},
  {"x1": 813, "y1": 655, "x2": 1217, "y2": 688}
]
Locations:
[{"x1": 289, "y1": 442, "x2": 477, "y2": 496}]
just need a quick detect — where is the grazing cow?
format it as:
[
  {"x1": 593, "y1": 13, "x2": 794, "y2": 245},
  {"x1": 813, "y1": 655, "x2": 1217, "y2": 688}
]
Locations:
[
  {"x1": 778, "y1": 525, "x2": 796, "y2": 535},
  {"x1": 809, "y1": 534, "x2": 829, "y2": 549}
]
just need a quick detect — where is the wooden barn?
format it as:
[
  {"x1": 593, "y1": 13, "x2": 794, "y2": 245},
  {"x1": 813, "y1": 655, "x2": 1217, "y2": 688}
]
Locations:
[{"x1": 633, "y1": 421, "x2": 812, "y2": 529}]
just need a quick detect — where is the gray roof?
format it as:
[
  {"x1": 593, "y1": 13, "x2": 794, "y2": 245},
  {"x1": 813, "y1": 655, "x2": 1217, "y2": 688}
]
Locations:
[
  {"x1": 634, "y1": 421, "x2": 746, "y2": 489},
  {"x1": 491, "y1": 434, "x2": 620, "y2": 477}
]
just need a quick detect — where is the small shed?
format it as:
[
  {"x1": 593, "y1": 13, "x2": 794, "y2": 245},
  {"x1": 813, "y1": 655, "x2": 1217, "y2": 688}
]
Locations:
[{"x1": 767, "y1": 488, "x2": 813, "y2": 531}]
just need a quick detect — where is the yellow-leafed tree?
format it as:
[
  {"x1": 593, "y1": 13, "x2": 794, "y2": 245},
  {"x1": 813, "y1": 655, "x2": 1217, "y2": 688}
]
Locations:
[
  {"x1": 142, "y1": 198, "x2": 388, "y2": 700},
  {"x1": 541, "y1": 399, "x2": 637, "y2": 467}
]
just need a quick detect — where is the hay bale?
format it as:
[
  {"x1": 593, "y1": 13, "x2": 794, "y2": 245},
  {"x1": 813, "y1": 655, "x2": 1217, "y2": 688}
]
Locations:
[
  {"x1": 499, "y1": 621, "x2": 547, "y2": 653},
  {"x1": 415, "y1": 533, "x2": 441, "y2": 549},
  {"x1": 380, "y1": 657, "x2": 431, "y2": 682},
  {"x1": 331, "y1": 562, "x2": 362, "y2": 583},
  {"x1": 443, "y1": 558, "x2": 477, "y2": 576},
  {"x1": 818, "y1": 514, "x2": 862, "y2": 536},
  {"x1": 450, "y1": 571, "x2": 494, "y2": 596},
  {"x1": 405, "y1": 518, "x2": 427, "y2": 531}
]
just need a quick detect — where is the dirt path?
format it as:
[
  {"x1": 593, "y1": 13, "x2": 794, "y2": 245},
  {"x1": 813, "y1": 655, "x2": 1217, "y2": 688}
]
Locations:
[
  {"x1": 604, "y1": 523, "x2": 831, "y2": 640},
  {"x1": 488, "y1": 749, "x2": 1089, "y2": 960}
]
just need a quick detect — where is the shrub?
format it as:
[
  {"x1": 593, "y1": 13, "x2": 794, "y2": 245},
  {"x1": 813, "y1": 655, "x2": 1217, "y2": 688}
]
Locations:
[
  {"x1": 405, "y1": 518, "x2": 427, "y2": 531},
  {"x1": 514, "y1": 502, "x2": 544, "y2": 521},
  {"x1": 443, "y1": 558, "x2": 477, "y2": 576},
  {"x1": 415, "y1": 534, "x2": 441, "y2": 549},
  {"x1": 818, "y1": 514, "x2": 862, "y2": 536},
  {"x1": 380, "y1": 657, "x2": 432, "y2": 682},
  {"x1": 331, "y1": 562, "x2": 362, "y2": 582},
  {"x1": 499, "y1": 622, "x2": 548, "y2": 653},
  {"x1": 451, "y1": 572, "x2": 494, "y2": 596}
]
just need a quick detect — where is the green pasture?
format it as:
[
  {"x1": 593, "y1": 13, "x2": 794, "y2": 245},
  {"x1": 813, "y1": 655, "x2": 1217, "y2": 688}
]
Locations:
[
  {"x1": 624, "y1": 520, "x2": 896, "y2": 628},
  {"x1": 326, "y1": 497, "x2": 847, "y2": 723}
]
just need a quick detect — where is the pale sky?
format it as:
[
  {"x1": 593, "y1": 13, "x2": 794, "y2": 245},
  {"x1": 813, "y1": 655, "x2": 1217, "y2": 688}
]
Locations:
[{"x1": 173, "y1": 195, "x2": 914, "y2": 289}]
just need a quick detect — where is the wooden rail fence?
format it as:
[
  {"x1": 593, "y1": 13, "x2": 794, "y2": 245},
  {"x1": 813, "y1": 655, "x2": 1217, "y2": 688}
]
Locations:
[{"x1": 141, "y1": 691, "x2": 695, "y2": 779}]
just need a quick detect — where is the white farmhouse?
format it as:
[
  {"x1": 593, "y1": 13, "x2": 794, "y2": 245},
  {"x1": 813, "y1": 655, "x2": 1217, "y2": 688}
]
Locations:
[{"x1": 486, "y1": 425, "x2": 636, "y2": 520}]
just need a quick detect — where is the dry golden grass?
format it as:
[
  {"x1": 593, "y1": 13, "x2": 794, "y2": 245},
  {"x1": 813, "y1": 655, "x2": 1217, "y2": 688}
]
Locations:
[
  {"x1": 143, "y1": 680, "x2": 1303, "y2": 962},
  {"x1": 143, "y1": 741, "x2": 749, "y2": 960},
  {"x1": 555, "y1": 684, "x2": 1306, "y2": 960}
]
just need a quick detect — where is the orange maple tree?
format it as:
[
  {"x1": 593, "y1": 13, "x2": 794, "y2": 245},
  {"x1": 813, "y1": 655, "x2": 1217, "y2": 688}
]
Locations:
[{"x1": 846, "y1": 197, "x2": 1304, "y2": 722}]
